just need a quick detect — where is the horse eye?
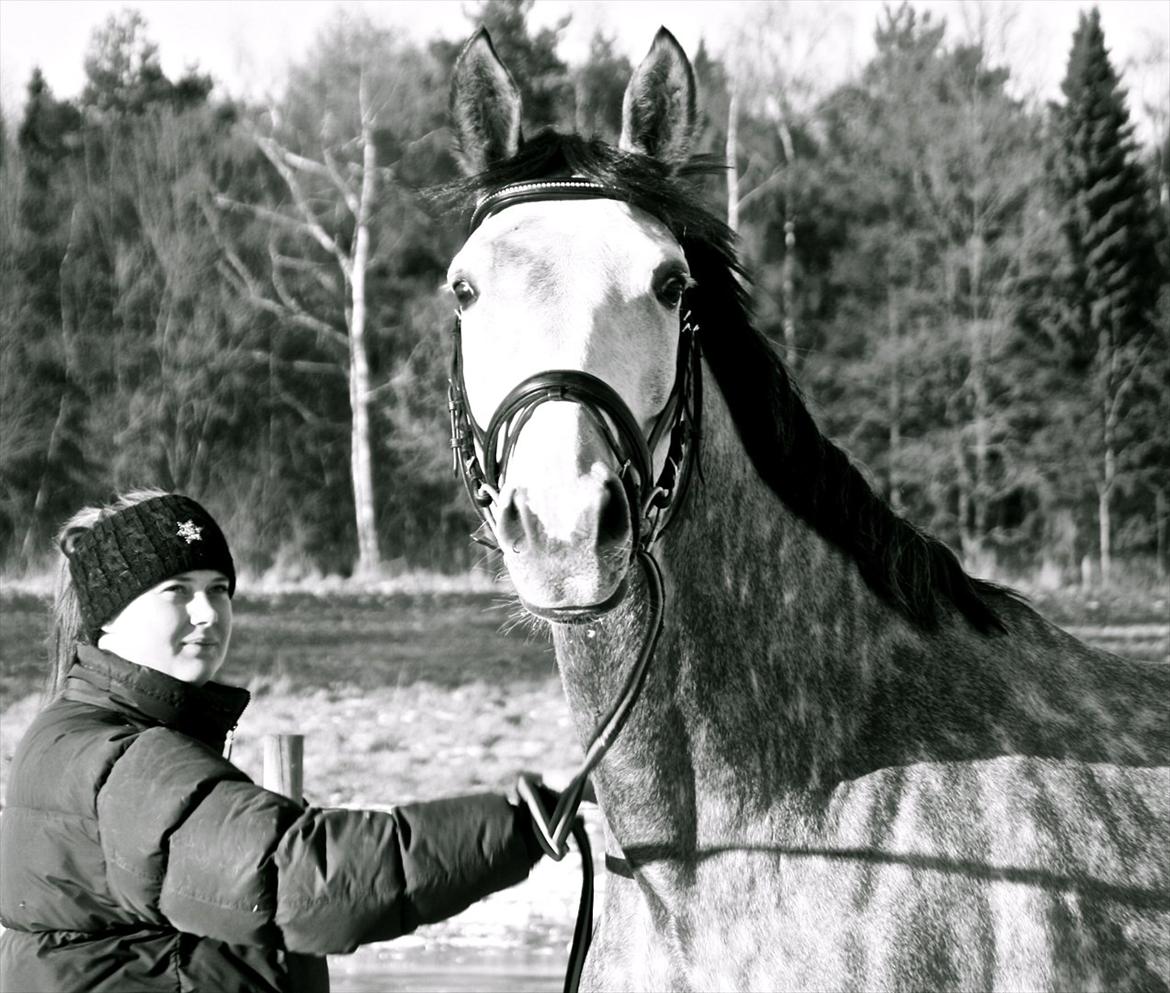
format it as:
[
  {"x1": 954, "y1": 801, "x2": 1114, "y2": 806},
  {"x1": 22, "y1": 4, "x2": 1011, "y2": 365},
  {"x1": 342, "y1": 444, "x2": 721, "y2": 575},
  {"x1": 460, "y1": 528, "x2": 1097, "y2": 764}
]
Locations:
[
  {"x1": 451, "y1": 278, "x2": 477, "y2": 308},
  {"x1": 656, "y1": 275, "x2": 687, "y2": 309}
]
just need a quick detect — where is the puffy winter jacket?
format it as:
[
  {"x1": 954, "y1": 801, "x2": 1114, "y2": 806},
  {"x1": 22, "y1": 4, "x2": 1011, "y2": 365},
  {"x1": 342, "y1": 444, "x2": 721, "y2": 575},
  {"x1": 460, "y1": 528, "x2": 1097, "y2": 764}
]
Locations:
[{"x1": 0, "y1": 645, "x2": 539, "y2": 992}]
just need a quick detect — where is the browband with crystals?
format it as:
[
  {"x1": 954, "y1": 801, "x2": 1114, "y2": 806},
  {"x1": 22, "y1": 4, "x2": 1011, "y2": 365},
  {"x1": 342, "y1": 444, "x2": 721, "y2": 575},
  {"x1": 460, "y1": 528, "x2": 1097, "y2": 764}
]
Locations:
[{"x1": 469, "y1": 178, "x2": 628, "y2": 233}]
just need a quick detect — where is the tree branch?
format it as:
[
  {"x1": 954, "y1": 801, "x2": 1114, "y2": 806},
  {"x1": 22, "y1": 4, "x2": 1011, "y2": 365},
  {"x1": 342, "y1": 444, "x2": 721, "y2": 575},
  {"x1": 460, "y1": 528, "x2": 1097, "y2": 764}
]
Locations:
[
  {"x1": 246, "y1": 125, "x2": 352, "y2": 277},
  {"x1": 737, "y1": 167, "x2": 785, "y2": 213},
  {"x1": 202, "y1": 195, "x2": 267, "y2": 298},
  {"x1": 272, "y1": 250, "x2": 341, "y2": 296},
  {"x1": 214, "y1": 193, "x2": 339, "y2": 247},
  {"x1": 242, "y1": 349, "x2": 343, "y2": 375},
  {"x1": 203, "y1": 198, "x2": 348, "y2": 350},
  {"x1": 322, "y1": 144, "x2": 360, "y2": 214},
  {"x1": 231, "y1": 281, "x2": 348, "y2": 348}
]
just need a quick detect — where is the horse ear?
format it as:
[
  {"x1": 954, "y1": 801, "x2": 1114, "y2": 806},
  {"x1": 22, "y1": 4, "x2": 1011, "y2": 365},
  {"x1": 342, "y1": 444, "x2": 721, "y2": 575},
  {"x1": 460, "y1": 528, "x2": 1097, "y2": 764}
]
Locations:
[
  {"x1": 619, "y1": 28, "x2": 696, "y2": 165},
  {"x1": 449, "y1": 28, "x2": 523, "y2": 175}
]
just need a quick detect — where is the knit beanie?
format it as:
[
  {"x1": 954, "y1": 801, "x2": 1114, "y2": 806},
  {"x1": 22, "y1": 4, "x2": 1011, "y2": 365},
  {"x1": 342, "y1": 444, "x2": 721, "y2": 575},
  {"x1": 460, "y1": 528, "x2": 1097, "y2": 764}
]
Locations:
[{"x1": 66, "y1": 494, "x2": 236, "y2": 642}]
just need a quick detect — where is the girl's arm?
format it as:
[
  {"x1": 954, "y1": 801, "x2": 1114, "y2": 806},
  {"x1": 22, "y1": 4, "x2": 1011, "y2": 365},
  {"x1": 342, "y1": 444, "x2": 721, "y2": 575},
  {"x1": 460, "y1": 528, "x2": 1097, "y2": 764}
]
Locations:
[{"x1": 97, "y1": 727, "x2": 540, "y2": 954}]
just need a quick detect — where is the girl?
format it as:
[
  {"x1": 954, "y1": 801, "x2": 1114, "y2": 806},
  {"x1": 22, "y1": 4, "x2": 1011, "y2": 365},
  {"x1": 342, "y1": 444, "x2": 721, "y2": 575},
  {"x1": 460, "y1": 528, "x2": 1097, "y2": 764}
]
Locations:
[{"x1": 0, "y1": 490, "x2": 554, "y2": 992}]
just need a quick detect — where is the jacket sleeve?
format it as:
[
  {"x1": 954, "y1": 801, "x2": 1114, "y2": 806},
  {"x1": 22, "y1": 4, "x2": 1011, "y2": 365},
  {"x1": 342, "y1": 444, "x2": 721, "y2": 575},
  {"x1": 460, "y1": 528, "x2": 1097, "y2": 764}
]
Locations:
[
  {"x1": 273, "y1": 794, "x2": 536, "y2": 953},
  {"x1": 96, "y1": 727, "x2": 538, "y2": 954}
]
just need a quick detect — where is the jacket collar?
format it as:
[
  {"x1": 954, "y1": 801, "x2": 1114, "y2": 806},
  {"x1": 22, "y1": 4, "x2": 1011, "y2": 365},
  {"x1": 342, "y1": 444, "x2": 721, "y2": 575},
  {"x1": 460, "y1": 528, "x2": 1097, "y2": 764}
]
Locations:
[{"x1": 65, "y1": 645, "x2": 250, "y2": 750}]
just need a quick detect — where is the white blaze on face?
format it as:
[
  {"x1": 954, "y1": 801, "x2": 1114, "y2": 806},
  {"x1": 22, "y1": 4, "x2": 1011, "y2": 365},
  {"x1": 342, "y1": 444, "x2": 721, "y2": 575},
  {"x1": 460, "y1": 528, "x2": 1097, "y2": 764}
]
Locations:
[
  {"x1": 448, "y1": 198, "x2": 689, "y2": 605},
  {"x1": 498, "y1": 458, "x2": 619, "y2": 545},
  {"x1": 450, "y1": 199, "x2": 685, "y2": 424}
]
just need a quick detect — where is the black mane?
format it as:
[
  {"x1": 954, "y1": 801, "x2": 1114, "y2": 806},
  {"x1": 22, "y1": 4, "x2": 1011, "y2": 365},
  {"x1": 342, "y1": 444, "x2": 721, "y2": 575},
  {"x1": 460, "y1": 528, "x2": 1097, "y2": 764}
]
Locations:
[{"x1": 442, "y1": 131, "x2": 1007, "y2": 634}]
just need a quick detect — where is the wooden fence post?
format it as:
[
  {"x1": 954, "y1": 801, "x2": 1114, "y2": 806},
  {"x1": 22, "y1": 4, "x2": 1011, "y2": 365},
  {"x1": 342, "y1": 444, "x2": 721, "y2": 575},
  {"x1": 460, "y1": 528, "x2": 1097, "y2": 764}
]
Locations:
[{"x1": 263, "y1": 733, "x2": 304, "y2": 802}]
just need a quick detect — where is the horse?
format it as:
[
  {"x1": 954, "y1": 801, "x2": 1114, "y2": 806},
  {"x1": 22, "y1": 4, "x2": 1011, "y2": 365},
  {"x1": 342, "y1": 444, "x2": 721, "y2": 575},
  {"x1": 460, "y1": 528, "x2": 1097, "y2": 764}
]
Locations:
[{"x1": 443, "y1": 27, "x2": 1170, "y2": 992}]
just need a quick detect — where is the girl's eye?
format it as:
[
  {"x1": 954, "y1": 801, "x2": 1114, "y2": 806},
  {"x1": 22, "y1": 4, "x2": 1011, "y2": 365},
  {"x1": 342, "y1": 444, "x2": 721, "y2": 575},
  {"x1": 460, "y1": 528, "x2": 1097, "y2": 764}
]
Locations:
[
  {"x1": 656, "y1": 275, "x2": 688, "y2": 309},
  {"x1": 451, "y1": 279, "x2": 477, "y2": 308},
  {"x1": 210, "y1": 585, "x2": 231, "y2": 596}
]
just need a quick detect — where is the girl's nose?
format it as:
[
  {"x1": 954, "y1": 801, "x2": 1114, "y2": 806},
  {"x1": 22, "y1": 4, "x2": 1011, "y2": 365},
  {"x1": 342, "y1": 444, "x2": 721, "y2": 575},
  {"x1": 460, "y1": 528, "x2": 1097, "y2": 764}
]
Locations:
[{"x1": 188, "y1": 593, "x2": 217, "y2": 626}]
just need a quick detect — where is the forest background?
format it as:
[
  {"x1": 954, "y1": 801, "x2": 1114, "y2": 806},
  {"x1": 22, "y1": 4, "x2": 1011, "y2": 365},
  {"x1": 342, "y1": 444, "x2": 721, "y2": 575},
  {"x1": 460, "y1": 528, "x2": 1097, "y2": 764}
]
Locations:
[{"x1": 2, "y1": 0, "x2": 1168, "y2": 591}]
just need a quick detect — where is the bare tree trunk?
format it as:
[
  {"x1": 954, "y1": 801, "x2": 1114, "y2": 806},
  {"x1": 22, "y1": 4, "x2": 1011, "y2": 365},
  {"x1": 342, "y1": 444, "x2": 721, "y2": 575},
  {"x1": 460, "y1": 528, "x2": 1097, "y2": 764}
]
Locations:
[
  {"x1": 886, "y1": 279, "x2": 903, "y2": 514},
  {"x1": 726, "y1": 82, "x2": 739, "y2": 233},
  {"x1": 775, "y1": 112, "x2": 798, "y2": 368},
  {"x1": 1098, "y1": 322, "x2": 1117, "y2": 588},
  {"x1": 220, "y1": 72, "x2": 390, "y2": 578},
  {"x1": 970, "y1": 318, "x2": 990, "y2": 570},
  {"x1": 968, "y1": 207, "x2": 990, "y2": 573},
  {"x1": 348, "y1": 318, "x2": 378, "y2": 575},
  {"x1": 955, "y1": 430, "x2": 974, "y2": 562},
  {"x1": 350, "y1": 71, "x2": 380, "y2": 577},
  {"x1": 1088, "y1": 303, "x2": 1156, "y2": 590},
  {"x1": 1098, "y1": 484, "x2": 1112, "y2": 587},
  {"x1": 1099, "y1": 448, "x2": 1115, "y2": 588},
  {"x1": 782, "y1": 215, "x2": 796, "y2": 367},
  {"x1": 888, "y1": 378, "x2": 903, "y2": 513},
  {"x1": 1156, "y1": 486, "x2": 1168, "y2": 581},
  {"x1": 20, "y1": 396, "x2": 68, "y2": 568}
]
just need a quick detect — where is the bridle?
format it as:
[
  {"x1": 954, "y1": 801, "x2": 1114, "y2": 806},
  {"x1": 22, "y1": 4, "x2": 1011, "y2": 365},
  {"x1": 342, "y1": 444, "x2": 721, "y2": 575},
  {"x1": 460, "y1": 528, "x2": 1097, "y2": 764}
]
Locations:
[
  {"x1": 446, "y1": 178, "x2": 703, "y2": 993},
  {"x1": 448, "y1": 179, "x2": 703, "y2": 578}
]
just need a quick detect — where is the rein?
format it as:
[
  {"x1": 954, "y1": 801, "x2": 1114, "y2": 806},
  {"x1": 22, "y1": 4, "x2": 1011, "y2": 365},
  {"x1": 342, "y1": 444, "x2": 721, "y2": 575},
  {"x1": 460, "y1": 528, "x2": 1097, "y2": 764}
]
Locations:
[{"x1": 447, "y1": 179, "x2": 701, "y2": 993}]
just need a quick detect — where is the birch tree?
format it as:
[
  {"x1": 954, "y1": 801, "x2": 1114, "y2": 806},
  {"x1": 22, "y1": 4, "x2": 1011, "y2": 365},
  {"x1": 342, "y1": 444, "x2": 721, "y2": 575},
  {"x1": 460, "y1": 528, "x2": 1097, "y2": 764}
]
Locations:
[
  {"x1": 211, "y1": 15, "x2": 445, "y2": 576},
  {"x1": 242, "y1": 87, "x2": 380, "y2": 576},
  {"x1": 723, "y1": 1, "x2": 845, "y2": 365}
]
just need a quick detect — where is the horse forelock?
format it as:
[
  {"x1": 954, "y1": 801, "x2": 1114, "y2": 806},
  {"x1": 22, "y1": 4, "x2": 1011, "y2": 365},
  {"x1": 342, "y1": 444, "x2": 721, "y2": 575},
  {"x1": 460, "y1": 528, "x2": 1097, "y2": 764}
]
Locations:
[{"x1": 440, "y1": 130, "x2": 1012, "y2": 635}]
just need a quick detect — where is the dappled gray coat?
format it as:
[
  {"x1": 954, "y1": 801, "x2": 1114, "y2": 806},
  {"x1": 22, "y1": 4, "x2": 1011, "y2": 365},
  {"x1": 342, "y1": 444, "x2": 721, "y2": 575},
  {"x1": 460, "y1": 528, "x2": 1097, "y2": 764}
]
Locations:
[{"x1": 0, "y1": 645, "x2": 538, "y2": 992}]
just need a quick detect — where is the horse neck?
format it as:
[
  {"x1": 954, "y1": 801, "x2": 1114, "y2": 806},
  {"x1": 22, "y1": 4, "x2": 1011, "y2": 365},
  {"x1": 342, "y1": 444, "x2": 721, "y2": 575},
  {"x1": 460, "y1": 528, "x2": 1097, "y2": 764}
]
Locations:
[{"x1": 552, "y1": 358, "x2": 1168, "y2": 850}]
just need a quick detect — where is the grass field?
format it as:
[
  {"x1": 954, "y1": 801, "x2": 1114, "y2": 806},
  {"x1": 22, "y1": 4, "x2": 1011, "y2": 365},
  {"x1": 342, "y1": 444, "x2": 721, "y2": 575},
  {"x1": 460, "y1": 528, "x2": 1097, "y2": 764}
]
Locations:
[{"x1": 1, "y1": 585, "x2": 1166, "y2": 990}]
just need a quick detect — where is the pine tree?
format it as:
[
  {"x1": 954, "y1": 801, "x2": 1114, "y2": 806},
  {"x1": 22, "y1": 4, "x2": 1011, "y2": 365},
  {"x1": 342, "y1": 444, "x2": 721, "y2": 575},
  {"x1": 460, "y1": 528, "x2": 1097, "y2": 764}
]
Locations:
[
  {"x1": 1051, "y1": 7, "x2": 1164, "y2": 585},
  {"x1": 81, "y1": 10, "x2": 212, "y2": 117},
  {"x1": 1055, "y1": 8, "x2": 1160, "y2": 360}
]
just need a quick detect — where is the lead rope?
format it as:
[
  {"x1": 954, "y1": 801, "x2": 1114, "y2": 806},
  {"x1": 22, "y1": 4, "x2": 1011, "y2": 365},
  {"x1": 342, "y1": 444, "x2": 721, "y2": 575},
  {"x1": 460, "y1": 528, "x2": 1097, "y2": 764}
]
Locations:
[{"x1": 516, "y1": 550, "x2": 666, "y2": 993}]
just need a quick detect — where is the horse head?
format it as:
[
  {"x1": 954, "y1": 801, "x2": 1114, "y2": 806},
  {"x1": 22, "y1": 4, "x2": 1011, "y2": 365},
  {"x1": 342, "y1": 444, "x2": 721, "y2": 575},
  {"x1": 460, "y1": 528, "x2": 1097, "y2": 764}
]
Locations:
[{"x1": 447, "y1": 28, "x2": 699, "y2": 622}]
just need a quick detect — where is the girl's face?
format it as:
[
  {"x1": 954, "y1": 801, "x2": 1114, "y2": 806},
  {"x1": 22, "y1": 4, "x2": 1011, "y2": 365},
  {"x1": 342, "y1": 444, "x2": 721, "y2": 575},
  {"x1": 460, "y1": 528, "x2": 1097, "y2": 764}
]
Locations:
[{"x1": 97, "y1": 570, "x2": 233, "y2": 685}]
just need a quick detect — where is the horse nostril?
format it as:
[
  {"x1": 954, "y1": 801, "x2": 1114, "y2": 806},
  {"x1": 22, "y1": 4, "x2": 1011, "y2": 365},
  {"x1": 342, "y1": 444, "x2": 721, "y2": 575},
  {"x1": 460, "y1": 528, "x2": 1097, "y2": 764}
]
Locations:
[
  {"x1": 597, "y1": 477, "x2": 630, "y2": 548},
  {"x1": 497, "y1": 489, "x2": 524, "y2": 550},
  {"x1": 498, "y1": 487, "x2": 545, "y2": 553}
]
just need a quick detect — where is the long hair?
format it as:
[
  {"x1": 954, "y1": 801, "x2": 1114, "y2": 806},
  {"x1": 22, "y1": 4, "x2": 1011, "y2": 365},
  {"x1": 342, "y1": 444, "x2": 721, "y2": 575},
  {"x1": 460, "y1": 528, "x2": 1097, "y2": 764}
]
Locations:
[{"x1": 46, "y1": 488, "x2": 170, "y2": 701}]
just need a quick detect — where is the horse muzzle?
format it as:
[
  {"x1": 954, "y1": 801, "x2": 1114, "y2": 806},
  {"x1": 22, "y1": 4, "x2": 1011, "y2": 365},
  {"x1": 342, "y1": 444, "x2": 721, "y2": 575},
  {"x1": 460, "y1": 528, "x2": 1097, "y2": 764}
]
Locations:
[
  {"x1": 494, "y1": 472, "x2": 634, "y2": 622},
  {"x1": 520, "y1": 578, "x2": 631, "y2": 624}
]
